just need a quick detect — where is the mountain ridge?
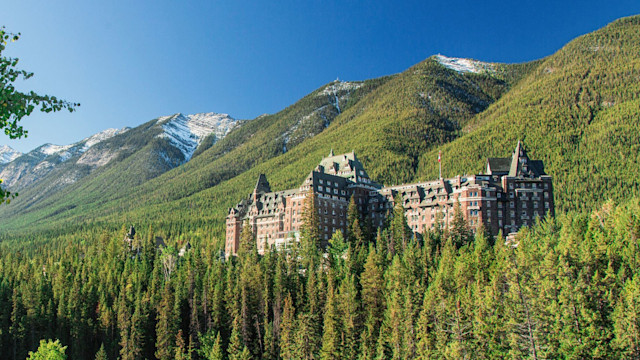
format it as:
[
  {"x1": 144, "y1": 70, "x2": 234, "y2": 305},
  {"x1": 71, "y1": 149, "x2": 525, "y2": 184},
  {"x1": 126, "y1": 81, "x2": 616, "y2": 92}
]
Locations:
[{"x1": 2, "y1": 16, "x2": 639, "y2": 235}]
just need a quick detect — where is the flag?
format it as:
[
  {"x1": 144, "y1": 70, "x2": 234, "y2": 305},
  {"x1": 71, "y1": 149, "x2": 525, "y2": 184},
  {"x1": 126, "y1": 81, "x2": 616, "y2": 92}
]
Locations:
[{"x1": 438, "y1": 151, "x2": 441, "y2": 163}]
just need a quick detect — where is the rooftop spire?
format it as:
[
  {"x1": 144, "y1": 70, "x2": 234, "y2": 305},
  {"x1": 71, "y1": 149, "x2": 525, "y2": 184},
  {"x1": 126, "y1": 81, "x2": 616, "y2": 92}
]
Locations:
[
  {"x1": 253, "y1": 174, "x2": 271, "y2": 194},
  {"x1": 509, "y1": 140, "x2": 528, "y2": 177}
]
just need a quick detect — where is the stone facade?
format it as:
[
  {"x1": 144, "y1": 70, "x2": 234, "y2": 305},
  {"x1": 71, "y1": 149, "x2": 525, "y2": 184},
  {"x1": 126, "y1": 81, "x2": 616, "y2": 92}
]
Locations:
[{"x1": 226, "y1": 142, "x2": 554, "y2": 256}]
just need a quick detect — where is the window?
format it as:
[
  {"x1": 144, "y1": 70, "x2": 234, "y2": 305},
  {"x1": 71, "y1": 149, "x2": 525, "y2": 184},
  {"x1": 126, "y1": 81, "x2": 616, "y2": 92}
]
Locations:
[
  {"x1": 318, "y1": 186, "x2": 323, "y2": 192},
  {"x1": 545, "y1": 202, "x2": 550, "y2": 208},
  {"x1": 319, "y1": 179, "x2": 323, "y2": 184},
  {"x1": 544, "y1": 192, "x2": 549, "y2": 198}
]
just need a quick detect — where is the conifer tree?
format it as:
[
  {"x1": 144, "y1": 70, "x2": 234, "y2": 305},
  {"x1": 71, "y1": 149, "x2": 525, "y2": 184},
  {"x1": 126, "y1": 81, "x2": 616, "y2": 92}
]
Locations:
[
  {"x1": 338, "y1": 274, "x2": 359, "y2": 360},
  {"x1": 327, "y1": 230, "x2": 348, "y2": 277},
  {"x1": 320, "y1": 275, "x2": 342, "y2": 360},
  {"x1": 156, "y1": 285, "x2": 178, "y2": 360},
  {"x1": 359, "y1": 245, "x2": 384, "y2": 358},
  {"x1": 238, "y1": 220, "x2": 257, "y2": 257},
  {"x1": 613, "y1": 275, "x2": 640, "y2": 358},
  {"x1": 94, "y1": 343, "x2": 107, "y2": 360},
  {"x1": 143, "y1": 224, "x2": 156, "y2": 265},
  {"x1": 300, "y1": 191, "x2": 322, "y2": 253},
  {"x1": 279, "y1": 294, "x2": 297, "y2": 360},
  {"x1": 227, "y1": 315, "x2": 246, "y2": 360},
  {"x1": 389, "y1": 199, "x2": 411, "y2": 256},
  {"x1": 263, "y1": 321, "x2": 277, "y2": 360},
  {"x1": 197, "y1": 330, "x2": 224, "y2": 360},
  {"x1": 449, "y1": 201, "x2": 472, "y2": 248},
  {"x1": 175, "y1": 329, "x2": 191, "y2": 360},
  {"x1": 347, "y1": 197, "x2": 365, "y2": 248}
]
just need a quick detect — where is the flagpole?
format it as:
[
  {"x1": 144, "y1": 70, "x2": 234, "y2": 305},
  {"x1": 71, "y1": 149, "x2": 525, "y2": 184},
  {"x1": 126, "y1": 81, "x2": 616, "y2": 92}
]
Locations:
[{"x1": 438, "y1": 150, "x2": 442, "y2": 179}]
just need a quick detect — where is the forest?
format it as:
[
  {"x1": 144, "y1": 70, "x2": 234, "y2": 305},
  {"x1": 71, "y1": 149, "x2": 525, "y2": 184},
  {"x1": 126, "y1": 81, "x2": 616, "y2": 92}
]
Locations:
[
  {"x1": 2, "y1": 194, "x2": 640, "y2": 359},
  {"x1": 3, "y1": 15, "x2": 640, "y2": 360}
]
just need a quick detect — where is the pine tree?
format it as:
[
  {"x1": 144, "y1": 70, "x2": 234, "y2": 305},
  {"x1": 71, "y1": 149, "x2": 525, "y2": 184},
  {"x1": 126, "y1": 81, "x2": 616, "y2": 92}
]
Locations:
[
  {"x1": 279, "y1": 294, "x2": 297, "y2": 360},
  {"x1": 156, "y1": 285, "x2": 178, "y2": 360},
  {"x1": 94, "y1": 343, "x2": 107, "y2": 360},
  {"x1": 320, "y1": 275, "x2": 342, "y2": 360},
  {"x1": 227, "y1": 315, "x2": 246, "y2": 360},
  {"x1": 449, "y1": 200, "x2": 472, "y2": 248},
  {"x1": 300, "y1": 191, "x2": 322, "y2": 252},
  {"x1": 328, "y1": 230, "x2": 348, "y2": 277},
  {"x1": 389, "y1": 198, "x2": 411, "y2": 255},
  {"x1": 347, "y1": 197, "x2": 365, "y2": 248},
  {"x1": 338, "y1": 274, "x2": 359, "y2": 360},
  {"x1": 613, "y1": 275, "x2": 640, "y2": 358},
  {"x1": 197, "y1": 330, "x2": 224, "y2": 360},
  {"x1": 359, "y1": 245, "x2": 384, "y2": 358},
  {"x1": 238, "y1": 220, "x2": 257, "y2": 257},
  {"x1": 175, "y1": 329, "x2": 191, "y2": 360}
]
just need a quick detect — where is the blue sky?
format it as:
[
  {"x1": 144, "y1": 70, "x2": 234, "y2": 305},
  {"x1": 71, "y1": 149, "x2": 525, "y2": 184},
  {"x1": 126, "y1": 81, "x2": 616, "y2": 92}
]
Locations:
[{"x1": 2, "y1": 0, "x2": 639, "y2": 152}]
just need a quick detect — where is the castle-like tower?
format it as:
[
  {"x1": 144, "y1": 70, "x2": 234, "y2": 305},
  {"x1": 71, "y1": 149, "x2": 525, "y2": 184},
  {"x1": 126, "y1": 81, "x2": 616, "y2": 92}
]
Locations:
[{"x1": 226, "y1": 142, "x2": 554, "y2": 256}]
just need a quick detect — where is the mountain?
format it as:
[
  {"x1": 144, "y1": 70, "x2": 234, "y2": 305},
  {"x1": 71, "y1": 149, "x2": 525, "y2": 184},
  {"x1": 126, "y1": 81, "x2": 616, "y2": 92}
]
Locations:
[
  {"x1": 0, "y1": 128, "x2": 130, "y2": 190},
  {"x1": 0, "y1": 53, "x2": 535, "y2": 234},
  {"x1": 0, "y1": 112, "x2": 241, "y2": 226},
  {"x1": 2, "y1": 16, "x2": 639, "y2": 236},
  {"x1": 0, "y1": 145, "x2": 21, "y2": 164},
  {"x1": 0, "y1": 82, "x2": 386, "y2": 231},
  {"x1": 412, "y1": 15, "x2": 640, "y2": 213}
]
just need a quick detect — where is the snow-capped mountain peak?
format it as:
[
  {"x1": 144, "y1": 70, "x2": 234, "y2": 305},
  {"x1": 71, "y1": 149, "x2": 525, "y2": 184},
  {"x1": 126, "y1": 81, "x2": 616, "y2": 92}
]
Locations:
[
  {"x1": 157, "y1": 112, "x2": 240, "y2": 162},
  {"x1": 38, "y1": 144, "x2": 72, "y2": 156},
  {"x1": 0, "y1": 145, "x2": 21, "y2": 164},
  {"x1": 435, "y1": 54, "x2": 495, "y2": 74},
  {"x1": 82, "y1": 127, "x2": 130, "y2": 150}
]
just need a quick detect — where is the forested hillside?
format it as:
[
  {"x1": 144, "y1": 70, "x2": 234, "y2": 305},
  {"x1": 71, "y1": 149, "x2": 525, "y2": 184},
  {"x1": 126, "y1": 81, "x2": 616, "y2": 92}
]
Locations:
[
  {"x1": 2, "y1": 14, "x2": 640, "y2": 360},
  {"x1": 0, "y1": 53, "x2": 533, "y2": 236},
  {"x1": 2, "y1": 195, "x2": 640, "y2": 359},
  {"x1": 0, "y1": 78, "x2": 386, "y2": 233},
  {"x1": 415, "y1": 15, "x2": 640, "y2": 213}
]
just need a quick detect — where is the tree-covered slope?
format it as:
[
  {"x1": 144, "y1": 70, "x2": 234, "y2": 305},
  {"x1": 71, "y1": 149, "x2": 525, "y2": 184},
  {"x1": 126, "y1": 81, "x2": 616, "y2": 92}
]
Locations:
[
  {"x1": 69, "y1": 55, "x2": 534, "y2": 239},
  {"x1": 0, "y1": 79, "x2": 388, "y2": 231},
  {"x1": 413, "y1": 15, "x2": 640, "y2": 213},
  {"x1": 0, "y1": 51, "x2": 533, "y2": 235}
]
